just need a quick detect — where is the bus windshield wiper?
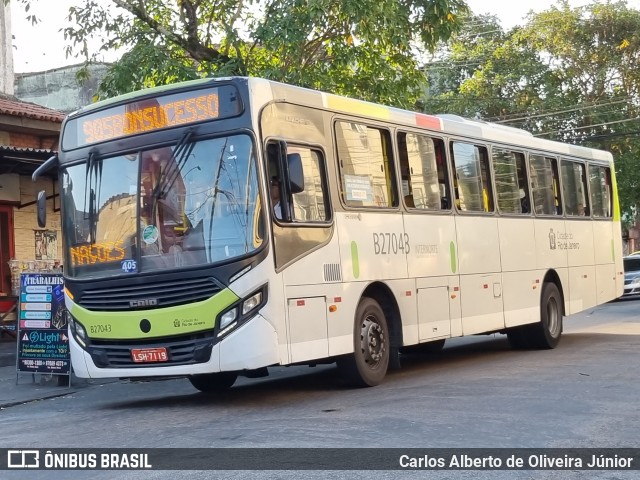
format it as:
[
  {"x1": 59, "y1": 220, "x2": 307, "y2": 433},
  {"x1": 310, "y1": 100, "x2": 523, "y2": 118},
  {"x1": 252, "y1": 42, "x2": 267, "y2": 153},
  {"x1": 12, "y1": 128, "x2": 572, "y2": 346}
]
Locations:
[
  {"x1": 84, "y1": 151, "x2": 102, "y2": 244},
  {"x1": 153, "y1": 129, "x2": 195, "y2": 203}
]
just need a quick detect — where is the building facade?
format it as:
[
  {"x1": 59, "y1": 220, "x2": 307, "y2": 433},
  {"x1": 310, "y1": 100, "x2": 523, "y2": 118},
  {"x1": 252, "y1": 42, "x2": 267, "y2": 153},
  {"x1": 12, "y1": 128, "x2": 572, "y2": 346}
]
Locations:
[{"x1": 0, "y1": 95, "x2": 64, "y2": 315}]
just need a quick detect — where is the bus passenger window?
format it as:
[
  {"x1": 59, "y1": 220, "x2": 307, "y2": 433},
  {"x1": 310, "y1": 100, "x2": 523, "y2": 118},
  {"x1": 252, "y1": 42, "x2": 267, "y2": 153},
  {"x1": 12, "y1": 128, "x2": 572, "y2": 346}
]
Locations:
[
  {"x1": 589, "y1": 164, "x2": 612, "y2": 218},
  {"x1": 336, "y1": 121, "x2": 397, "y2": 208},
  {"x1": 450, "y1": 141, "x2": 493, "y2": 213},
  {"x1": 397, "y1": 132, "x2": 449, "y2": 210},
  {"x1": 530, "y1": 154, "x2": 561, "y2": 216},
  {"x1": 491, "y1": 148, "x2": 529, "y2": 214},
  {"x1": 560, "y1": 159, "x2": 589, "y2": 217}
]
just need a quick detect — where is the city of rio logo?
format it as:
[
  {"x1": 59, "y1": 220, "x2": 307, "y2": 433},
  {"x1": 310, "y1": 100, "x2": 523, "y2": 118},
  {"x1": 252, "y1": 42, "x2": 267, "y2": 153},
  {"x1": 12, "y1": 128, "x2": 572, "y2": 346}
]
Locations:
[{"x1": 549, "y1": 228, "x2": 557, "y2": 250}]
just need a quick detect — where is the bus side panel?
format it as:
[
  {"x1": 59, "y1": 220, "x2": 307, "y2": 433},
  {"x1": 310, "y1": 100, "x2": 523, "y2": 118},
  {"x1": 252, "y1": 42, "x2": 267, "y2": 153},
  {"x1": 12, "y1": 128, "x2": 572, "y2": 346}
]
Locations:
[
  {"x1": 592, "y1": 221, "x2": 617, "y2": 304},
  {"x1": 403, "y1": 213, "x2": 459, "y2": 341},
  {"x1": 498, "y1": 217, "x2": 536, "y2": 272},
  {"x1": 498, "y1": 217, "x2": 539, "y2": 328},
  {"x1": 456, "y1": 216, "x2": 504, "y2": 334},
  {"x1": 281, "y1": 235, "x2": 343, "y2": 363},
  {"x1": 334, "y1": 212, "x2": 419, "y2": 349},
  {"x1": 404, "y1": 214, "x2": 457, "y2": 279},
  {"x1": 502, "y1": 271, "x2": 541, "y2": 328},
  {"x1": 456, "y1": 216, "x2": 501, "y2": 274},
  {"x1": 614, "y1": 221, "x2": 625, "y2": 297},
  {"x1": 534, "y1": 219, "x2": 568, "y2": 269},
  {"x1": 565, "y1": 220, "x2": 597, "y2": 314},
  {"x1": 336, "y1": 212, "x2": 408, "y2": 282}
]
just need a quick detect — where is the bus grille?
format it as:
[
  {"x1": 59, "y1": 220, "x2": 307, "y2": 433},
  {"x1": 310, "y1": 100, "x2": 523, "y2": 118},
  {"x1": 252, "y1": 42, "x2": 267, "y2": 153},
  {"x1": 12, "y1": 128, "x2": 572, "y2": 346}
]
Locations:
[
  {"x1": 77, "y1": 277, "x2": 222, "y2": 311},
  {"x1": 88, "y1": 334, "x2": 215, "y2": 368}
]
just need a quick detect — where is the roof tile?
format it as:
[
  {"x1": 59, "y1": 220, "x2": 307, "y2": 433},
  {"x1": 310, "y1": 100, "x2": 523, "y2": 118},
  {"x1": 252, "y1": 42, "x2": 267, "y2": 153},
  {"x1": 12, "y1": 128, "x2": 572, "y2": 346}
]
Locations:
[{"x1": 0, "y1": 97, "x2": 65, "y2": 123}]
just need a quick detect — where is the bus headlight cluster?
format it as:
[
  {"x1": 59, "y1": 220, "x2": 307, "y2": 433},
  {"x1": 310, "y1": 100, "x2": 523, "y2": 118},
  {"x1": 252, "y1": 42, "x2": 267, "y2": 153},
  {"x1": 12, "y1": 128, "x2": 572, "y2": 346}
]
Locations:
[
  {"x1": 217, "y1": 286, "x2": 267, "y2": 338},
  {"x1": 69, "y1": 314, "x2": 88, "y2": 347}
]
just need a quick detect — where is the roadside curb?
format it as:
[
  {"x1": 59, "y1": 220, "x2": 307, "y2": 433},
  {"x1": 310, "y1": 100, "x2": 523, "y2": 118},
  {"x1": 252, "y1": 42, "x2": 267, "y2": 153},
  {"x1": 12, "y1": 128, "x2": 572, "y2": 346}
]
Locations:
[{"x1": 0, "y1": 391, "x2": 78, "y2": 410}]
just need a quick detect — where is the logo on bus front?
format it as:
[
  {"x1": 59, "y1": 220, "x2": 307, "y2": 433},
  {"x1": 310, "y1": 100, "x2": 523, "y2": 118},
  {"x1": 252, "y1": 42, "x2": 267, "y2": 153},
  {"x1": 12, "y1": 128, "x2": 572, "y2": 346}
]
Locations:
[{"x1": 129, "y1": 299, "x2": 158, "y2": 308}]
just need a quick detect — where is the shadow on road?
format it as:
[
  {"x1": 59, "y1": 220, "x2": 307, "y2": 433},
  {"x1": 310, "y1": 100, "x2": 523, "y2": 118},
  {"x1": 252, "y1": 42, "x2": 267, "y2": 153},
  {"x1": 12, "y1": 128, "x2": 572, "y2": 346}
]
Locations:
[{"x1": 98, "y1": 329, "x2": 640, "y2": 411}]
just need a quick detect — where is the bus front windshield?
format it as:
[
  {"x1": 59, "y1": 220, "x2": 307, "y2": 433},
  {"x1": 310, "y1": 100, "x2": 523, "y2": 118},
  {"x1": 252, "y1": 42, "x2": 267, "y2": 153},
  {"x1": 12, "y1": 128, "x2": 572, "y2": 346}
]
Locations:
[{"x1": 61, "y1": 134, "x2": 262, "y2": 279}]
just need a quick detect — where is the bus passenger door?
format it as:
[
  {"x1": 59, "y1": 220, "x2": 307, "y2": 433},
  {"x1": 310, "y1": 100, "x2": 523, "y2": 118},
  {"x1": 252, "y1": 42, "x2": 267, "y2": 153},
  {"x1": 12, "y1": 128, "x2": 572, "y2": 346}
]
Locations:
[{"x1": 286, "y1": 296, "x2": 328, "y2": 363}]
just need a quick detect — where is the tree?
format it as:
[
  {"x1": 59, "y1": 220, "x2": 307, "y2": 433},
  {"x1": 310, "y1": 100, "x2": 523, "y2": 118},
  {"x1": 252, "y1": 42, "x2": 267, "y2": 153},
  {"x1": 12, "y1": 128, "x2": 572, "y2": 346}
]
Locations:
[
  {"x1": 422, "y1": 13, "x2": 559, "y2": 121},
  {"x1": 9, "y1": 0, "x2": 469, "y2": 109},
  {"x1": 423, "y1": 0, "x2": 640, "y2": 226}
]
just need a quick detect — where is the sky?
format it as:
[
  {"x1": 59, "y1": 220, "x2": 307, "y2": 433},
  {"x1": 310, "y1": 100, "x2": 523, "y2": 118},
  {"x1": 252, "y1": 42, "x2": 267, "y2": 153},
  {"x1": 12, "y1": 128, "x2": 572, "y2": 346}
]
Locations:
[{"x1": 8, "y1": 0, "x2": 640, "y2": 74}]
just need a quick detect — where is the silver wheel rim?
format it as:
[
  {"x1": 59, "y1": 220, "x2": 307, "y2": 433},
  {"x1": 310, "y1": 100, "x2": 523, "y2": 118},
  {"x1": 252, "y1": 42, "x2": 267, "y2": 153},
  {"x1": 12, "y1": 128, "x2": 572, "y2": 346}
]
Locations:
[
  {"x1": 359, "y1": 314, "x2": 386, "y2": 368},
  {"x1": 546, "y1": 295, "x2": 560, "y2": 336}
]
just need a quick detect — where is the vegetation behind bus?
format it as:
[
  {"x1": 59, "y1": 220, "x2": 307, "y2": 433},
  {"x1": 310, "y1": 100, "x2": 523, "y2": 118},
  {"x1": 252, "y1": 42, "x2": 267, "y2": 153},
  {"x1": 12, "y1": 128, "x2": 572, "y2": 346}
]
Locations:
[
  {"x1": 15, "y1": 0, "x2": 638, "y2": 225},
  {"x1": 423, "y1": 2, "x2": 640, "y2": 228}
]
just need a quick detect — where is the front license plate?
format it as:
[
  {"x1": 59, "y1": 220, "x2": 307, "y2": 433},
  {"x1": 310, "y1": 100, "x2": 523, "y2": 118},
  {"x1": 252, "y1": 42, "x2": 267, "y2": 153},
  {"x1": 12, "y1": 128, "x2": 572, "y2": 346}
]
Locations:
[{"x1": 131, "y1": 347, "x2": 168, "y2": 363}]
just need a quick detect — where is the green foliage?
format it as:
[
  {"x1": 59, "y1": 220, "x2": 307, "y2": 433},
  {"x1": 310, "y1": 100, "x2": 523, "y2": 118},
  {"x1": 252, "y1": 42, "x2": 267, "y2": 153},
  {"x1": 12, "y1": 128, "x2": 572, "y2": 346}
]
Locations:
[
  {"x1": 423, "y1": 0, "x2": 640, "y2": 224},
  {"x1": 10, "y1": 0, "x2": 469, "y2": 108}
]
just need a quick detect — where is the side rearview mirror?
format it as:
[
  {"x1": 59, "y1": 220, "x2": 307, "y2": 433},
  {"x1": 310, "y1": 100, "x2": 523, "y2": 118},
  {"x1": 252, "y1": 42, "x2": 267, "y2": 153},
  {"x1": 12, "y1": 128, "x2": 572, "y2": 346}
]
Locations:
[
  {"x1": 287, "y1": 153, "x2": 304, "y2": 194},
  {"x1": 36, "y1": 191, "x2": 47, "y2": 228}
]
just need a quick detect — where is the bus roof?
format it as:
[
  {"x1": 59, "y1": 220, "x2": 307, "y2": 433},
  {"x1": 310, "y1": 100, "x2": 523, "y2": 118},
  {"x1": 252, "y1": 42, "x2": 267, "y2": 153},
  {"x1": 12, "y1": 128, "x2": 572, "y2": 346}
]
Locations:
[{"x1": 70, "y1": 76, "x2": 613, "y2": 164}]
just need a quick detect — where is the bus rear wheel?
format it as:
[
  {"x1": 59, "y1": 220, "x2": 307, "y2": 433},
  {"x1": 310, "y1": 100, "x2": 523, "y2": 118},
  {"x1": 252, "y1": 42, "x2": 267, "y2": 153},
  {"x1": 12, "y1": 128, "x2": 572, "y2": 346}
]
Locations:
[
  {"x1": 338, "y1": 297, "x2": 390, "y2": 387},
  {"x1": 507, "y1": 282, "x2": 563, "y2": 350},
  {"x1": 188, "y1": 372, "x2": 238, "y2": 393},
  {"x1": 529, "y1": 282, "x2": 563, "y2": 349}
]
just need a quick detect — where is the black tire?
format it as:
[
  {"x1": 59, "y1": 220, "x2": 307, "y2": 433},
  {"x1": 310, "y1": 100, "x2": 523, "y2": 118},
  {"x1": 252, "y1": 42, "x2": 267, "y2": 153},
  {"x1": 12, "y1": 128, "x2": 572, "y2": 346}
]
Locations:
[
  {"x1": 188, "y1": 372, "x2": 238, "y2": 393},
  {"x1": 506, "y1": 283, "x2": 563, "y2": 350},
  {"x1": 506, "y1": 326, "x2": 530, "y2": 349},
  {"x1": 338, "y1": 297, "x2": 390, "y2": 387},
  {"x1": 528, "y1": 282, "x2": 563, "y2": 349}
]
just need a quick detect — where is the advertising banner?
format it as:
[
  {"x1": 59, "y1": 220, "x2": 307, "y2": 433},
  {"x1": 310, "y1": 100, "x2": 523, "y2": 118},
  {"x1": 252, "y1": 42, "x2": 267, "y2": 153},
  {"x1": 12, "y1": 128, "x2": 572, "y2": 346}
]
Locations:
[{"x1": 17, "y1": 273, "x2": 70, "y2": 375}]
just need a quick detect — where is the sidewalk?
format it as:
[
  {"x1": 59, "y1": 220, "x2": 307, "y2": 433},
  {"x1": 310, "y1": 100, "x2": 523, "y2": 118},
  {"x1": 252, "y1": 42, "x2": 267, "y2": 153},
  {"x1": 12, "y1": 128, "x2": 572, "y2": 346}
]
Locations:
[{"x1": 0, "y1": 337, "x2": 93, "y2": 408}]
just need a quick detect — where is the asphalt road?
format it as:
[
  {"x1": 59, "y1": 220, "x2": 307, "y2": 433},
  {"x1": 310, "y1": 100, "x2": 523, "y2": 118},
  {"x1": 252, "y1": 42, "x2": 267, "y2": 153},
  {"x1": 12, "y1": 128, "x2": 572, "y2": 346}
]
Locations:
[{"x1": 1, "y1": 297, "x2": 639, "y2": 480}]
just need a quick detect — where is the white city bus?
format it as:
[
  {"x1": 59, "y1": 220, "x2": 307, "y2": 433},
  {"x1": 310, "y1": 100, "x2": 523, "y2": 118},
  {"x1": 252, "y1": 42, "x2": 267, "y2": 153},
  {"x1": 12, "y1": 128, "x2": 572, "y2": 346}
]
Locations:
[{"x1": 34, "y1": 77, "x2": 623, "y2": 391}]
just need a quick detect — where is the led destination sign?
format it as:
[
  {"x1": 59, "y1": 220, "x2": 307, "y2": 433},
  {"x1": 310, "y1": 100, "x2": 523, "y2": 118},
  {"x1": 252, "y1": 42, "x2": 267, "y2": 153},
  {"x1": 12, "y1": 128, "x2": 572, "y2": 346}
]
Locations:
[
  {"x1": 70, "y1": 240, "x2": 126, "y2": 266},
  {"x1": 63, "y1": 84, "x2": 242, "y2": 149}
]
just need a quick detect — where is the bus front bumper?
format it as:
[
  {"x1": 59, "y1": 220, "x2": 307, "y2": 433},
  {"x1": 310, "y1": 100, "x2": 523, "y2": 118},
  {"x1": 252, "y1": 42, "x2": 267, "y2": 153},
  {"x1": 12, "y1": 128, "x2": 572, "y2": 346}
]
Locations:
[{"x1": 70, "y1": 314, "x2": 280, "y2": 379}]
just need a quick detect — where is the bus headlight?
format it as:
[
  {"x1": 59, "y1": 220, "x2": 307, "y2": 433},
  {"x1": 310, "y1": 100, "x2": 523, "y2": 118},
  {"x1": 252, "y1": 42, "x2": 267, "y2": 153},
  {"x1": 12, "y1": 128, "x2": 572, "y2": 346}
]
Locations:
[
  {"x1": 216, "y1": 285, "x2": 267, "y2": 338},
  {"x1": 219, "y1": 309, "x2": 238, "y2": 329},
  {"x1": 69, "y1": 316, "x2": 88, "y2": 347},
  {"x1": 242, "y1": 291, "x2": 262, "y2": 315}
]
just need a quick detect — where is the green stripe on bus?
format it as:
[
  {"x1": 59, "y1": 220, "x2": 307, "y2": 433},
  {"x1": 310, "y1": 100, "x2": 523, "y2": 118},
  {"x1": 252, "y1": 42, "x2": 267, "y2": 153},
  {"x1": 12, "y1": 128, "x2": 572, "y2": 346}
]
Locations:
[
  {"x1": 351, "y1": 241, "x2": 360, "y2": 279},
  {"x1": 69, "y1": 288, "x2": 240, "y2": 340},
  {"x1": 611, "y1": 166, "x2": 621, "y2": 221},
  {"x1": 450, "y1": 241, "x2": 457, "y2": 274}
]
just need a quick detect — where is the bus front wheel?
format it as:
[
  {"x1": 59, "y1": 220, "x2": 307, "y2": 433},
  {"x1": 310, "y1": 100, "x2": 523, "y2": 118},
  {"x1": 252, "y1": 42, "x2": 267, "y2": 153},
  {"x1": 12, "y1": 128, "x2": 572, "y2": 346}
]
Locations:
[
  {"x1": 188, "y1": 372, "x2": 238, "y2": 393},
  {"x1": 338, "y1": 297, "x2": 390, "y2": 387}
]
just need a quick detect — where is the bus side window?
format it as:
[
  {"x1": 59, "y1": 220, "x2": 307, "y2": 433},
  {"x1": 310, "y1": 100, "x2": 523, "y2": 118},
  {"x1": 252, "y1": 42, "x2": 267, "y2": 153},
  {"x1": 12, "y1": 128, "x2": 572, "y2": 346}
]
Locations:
[
  {"x1": 335, "y1": 121, "x2": 397, "y2": 208},
  {"x1": 450, "y1": 141, "x2": 493, "y2": 213},
  {"x1": 589, "y1": 164, "x2": 612, "y2": 218},
  {"x1": 491, "y1": 148, "x2": 530, "y2": 214},
  {"x1": 530, "y1": 154, "x2": 562, "y2": 216},
  {"x1": 397, "y1": 132, "x2": 449, "y2": 210},
  {"x1": 561, "y1": 159, "x2": 589, "y2": 217}
]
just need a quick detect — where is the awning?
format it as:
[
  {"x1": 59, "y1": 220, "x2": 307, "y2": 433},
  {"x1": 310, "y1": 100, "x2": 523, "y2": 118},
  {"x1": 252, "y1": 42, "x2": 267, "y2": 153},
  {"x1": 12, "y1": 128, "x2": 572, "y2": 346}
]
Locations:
[{"x1": 0, "y1": 145, "x2": 57, "y2": 178}]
